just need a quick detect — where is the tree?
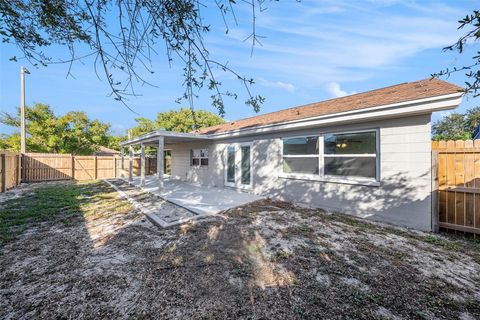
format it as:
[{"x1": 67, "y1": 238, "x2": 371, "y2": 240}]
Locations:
[
  {"x1": 466, "y1": 106, "x2": 480, "y2": 129},
  {"x1": 129, "y1": 108, "x2": 225, "y2": 138},
  {"x1": 0, "y1": 133, "x2": 20, "y2": 151},
  {"x1": 106, "y1": 135, "x2": 127, "y2": 151},
  {"x1": 0, "y1": 1, "x2": 267, "y2": 115},
  {"x1": 156, "y1": 108, "x2": 224, "y2": 133},
  {"x1": 432, "y1": 107, "x2": 480, "y2": 140},
  {"x1": 129, "y1": 118, "x2": 159, "y2": 138},
  {"x1": 435, "y1": 10, "x2": 479, "y2": 96},
  {"x1": 0, "y1": 103, "x2": 120, "y2": 154}
]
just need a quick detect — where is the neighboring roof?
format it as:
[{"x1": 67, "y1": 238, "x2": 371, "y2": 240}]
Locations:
[
  {"x1": 94, "y1": 146, "x2": 120, "y2": 154},
  {"x1": 196, "y1": 78, "x2": 463, "y2": 135}
]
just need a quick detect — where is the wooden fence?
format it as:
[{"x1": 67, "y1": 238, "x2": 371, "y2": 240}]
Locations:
[
  {"x1": 22, "y1": 153, "x2": 163, "y2": 183},
  {"x1": 0, "y1": 152, "x2": 21, "y2": 192},
  {"x1": 432, "y1": 140, "x2": 480, "y2": 235}
]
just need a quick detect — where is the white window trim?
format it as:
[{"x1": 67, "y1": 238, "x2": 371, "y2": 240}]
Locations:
[
  {"x1": 239, "y1": 142, "x2": 254, "y2": 190},
  {"x1": 280, "y1": 128, "x2": 380, "y2": 186},
  {"x1": 224, "y1": 142, "x2": 253, "y2": 190},
  {"x1": 191, "y1": 148, "x2": 209, "y2": 167},
  {"x1": 282, "y1": 135, "x2": 320, "y2": 175}
]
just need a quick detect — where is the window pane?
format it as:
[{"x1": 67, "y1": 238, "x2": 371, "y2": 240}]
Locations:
[
  {"x1": 192, "y1": 158, "x2": 200, "y2": 166},
  {"x1": 201, "y1": 158, "x2": 208, "y2": 166},
  {"x1": 227, "y1": 147, "x2": 235, "y2": 182},
  {"x1": 241, "y1": 146, "x2": 250, "y2": 185},
  {"x1": 283, "y1": 157, "x2": 319, "y2": 174},
  {"x1": 324, "y1": 132, "x2": 376, "y2": 155},
  {"x1": 200, "y1": 149, "x2": 208, "y2": 158},
  {"x1": 324, "y1": 157, "x2": 376, "y2": 179},
  {"x1": 192, "y1": 149, "x2": 201, "y2": 158},
  {"x1": 283, "y1": 137, "x2": 319, "y2": 155}
]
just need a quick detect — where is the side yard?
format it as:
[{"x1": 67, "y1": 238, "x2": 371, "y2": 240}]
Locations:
[{"x1": 1, "y1": 181, "x2": 479, "y2": 319}]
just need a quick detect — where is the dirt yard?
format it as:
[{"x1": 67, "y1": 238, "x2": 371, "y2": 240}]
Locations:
[{"x1": 1, "y1": 181, "x2": 479, "y2": 319}]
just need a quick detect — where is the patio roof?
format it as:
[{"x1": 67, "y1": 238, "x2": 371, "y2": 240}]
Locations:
[{"x1": 121, "y1": 130, "x2": 212, "y2": 147}]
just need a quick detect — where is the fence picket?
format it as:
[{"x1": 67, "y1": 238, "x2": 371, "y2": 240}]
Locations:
[
  {"x1": 0, "y1": 152, "x2": 22, "y2": 192},
  {"x1": 18, "y1": 153, "x2": 168, "y2": 184},
  {"x1": 433, "y1": 139, "x2": 480, "y2": 235}
]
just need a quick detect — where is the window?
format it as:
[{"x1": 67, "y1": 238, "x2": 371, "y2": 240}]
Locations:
[
  {"x1": 191, "y1": 148, "x2": 209, "y2": 166},
  {"x1": 241, "y1": 146, "x2": 251, "y2": 185},
  {"x1": 323, "y1": 131, "x2": 377, "y2": 179},
  {"x1": 281, "y1": 130, "x2": 378, "y2": 181},
  {"x1": 282, "y1": 136, "x2": 319, "y2": 174}
]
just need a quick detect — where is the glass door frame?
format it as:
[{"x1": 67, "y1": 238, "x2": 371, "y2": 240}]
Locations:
[{"x1": 224, "y1": 142, "x2": 253, "y2": 190}]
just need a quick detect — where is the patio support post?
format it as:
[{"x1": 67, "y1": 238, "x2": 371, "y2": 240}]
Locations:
[
  {"x1": 128, "y1": 145, "x2": 133, "y2": 182},
  {"x1": 157, "y1": 136, "x2": 164, "y2": 192},
  {"x1": 120, "y1": 147, "x2": 125, "y2": 178},
  {"x1": 140, "y1": 143, "x2": 145, "y2": 187}
]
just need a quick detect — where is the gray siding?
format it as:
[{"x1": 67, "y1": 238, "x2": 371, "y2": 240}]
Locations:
[{"x1": 168, "y1": 114, "x2": 433, "y2": 231}]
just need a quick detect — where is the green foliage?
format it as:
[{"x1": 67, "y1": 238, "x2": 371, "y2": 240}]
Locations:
[
  {"x1": 435, "y1": 10, "x2": 480, "y2": 96},
  {"x1": 466, "y1": 106, "x2": 480, "y2": 129},
  {"x1": 0, "y1": 133, "x2": 21, "y2": 151},
  {"x1": 0, "y1": 103, "x2": 122, "y2": 155},
  {"x1": 432, "y1": 107, "x2": 480, "y2": 141},
  {"x1": 0, "y1": 1, "x2": 265, "y2": 114},
  {"x1": 106, "y1": 135, "x2": 127, "y2": 150},
  {"x1": 129, "y1": 117, "x2": 159, "y2": 138},
  {"x1": 129, "y1": 108, "x2": 225, "y2": 138}
]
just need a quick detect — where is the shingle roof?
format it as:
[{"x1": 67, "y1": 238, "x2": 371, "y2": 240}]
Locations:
[{"x1": 196, "y1": 78, "x2": 463, "y2": 135}]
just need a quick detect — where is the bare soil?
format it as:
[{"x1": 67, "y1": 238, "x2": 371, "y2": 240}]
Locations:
[{"x1": 1, "y1": 181, "x2": 479, "y2": 319}]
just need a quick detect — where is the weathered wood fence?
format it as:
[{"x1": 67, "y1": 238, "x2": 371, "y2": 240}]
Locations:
[
  {"x1": 0, "y1": 152, "x2": 21, "y2": 192},
  {"x1": 432, "y1": 140, "x2": 480, "y2": 235},
  {"x1": 22, "y1": 153, "x2": 160, "y2": 183}
]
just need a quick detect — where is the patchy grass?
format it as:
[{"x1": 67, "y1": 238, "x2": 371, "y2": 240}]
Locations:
[
  {"x1": 0, "y1": 181, "x2": 131, "y2": 243},
  {"x1": 322, "y1": 206, "x2": 480, "y2": 258},
  {"x1": 1, "y1": 185, "x2": 479, "y2": 319}
]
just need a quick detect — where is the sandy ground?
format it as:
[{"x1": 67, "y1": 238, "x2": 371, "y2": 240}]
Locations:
[{"x1": 1, "y1": 181, "x2": 479, "y2": 319}]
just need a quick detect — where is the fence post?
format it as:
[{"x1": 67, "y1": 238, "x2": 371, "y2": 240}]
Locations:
[
  {"x1": 16, "y1": 154, "x2": 20, "y2": 185},
  {"x1": 94, "y1": 156, "x2": 98, "y2": 180},
  {"x1": 1, "y1": 153, "x2": 5, "y2": 193},
  {"x1": 71, "y1": 155, "x2": 75, "y2": 180},
  {"x1": 21, "y1": 153, "x2": 25, "y2": 183}
]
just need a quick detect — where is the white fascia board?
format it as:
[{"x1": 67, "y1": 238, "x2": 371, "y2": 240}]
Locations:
[
  {"x1": 207, "y1": 92, "x2": 463, "y2": 139},
  {"x1": 121, "y1": 130, "x2": 212, "y2": 146},
  {"x1": 121, "y1": 92, "x2": 463, "y2": 145}
]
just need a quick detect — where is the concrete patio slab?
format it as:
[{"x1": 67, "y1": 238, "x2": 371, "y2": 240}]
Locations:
[{"x1": 124, "y1": 176, "x2": 263, "y2": 216}]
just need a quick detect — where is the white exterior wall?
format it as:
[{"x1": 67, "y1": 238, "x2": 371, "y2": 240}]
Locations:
[
  {"x1": 168, "y1": 114, "x2": 433, "y2": 231},
  {"x1": 166, "y1": 142, "x2": 214, "y2": 185}
]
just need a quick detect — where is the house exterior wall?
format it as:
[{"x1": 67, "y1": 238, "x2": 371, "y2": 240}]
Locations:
[
  {"x1": 165, "y1": 142, "x2": 213, "y2": 184},
  {"x1": 168, "y1": 113, "x2": 433, "y2": 231}
]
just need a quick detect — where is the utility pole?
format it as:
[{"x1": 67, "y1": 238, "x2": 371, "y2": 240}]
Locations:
[{"x1": 20, "y1": 66, "x2": 30, "y2": 154}]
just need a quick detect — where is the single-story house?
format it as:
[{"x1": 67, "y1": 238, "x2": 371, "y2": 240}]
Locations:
[{"x1": 120, "y1": 78, "x2": 463, "y2": 231}]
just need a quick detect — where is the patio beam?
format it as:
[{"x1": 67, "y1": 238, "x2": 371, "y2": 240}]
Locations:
[
  {"x1": 157, "y1": 136, "x2": 164, "y2": 192},
  {"x1": 128, "y1": 145, "x2": 133, "y2": 182},
  {"x1": 140, "y1": 143, "x2": 145, "y2": 187}
]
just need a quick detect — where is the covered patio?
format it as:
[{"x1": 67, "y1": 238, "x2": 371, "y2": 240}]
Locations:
[
  {"x1": 119, "y1": 130, "x2": 262, "y2": 216},
  {"x1": 125, "y1": 176, "x2": 262, "y2": 215},
  {"x1": 119, "y1": 130, "x2": 211, "y2": 192}
]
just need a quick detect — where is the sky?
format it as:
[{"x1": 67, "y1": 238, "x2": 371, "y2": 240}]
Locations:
[{"x1": 0, "y1": 0, "x2": 478, "y2": 136}]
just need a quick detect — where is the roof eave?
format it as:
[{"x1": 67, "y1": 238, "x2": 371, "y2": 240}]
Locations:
[
  {"x1": 121, "y1": 91, "x2": 463, "y2": 146},
  {"x1": 205, "y1": 92, "x2": 463, "y2": 139},
  {"x1": 121, "y1": 130, "x2": 213, "y2": 147}
]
